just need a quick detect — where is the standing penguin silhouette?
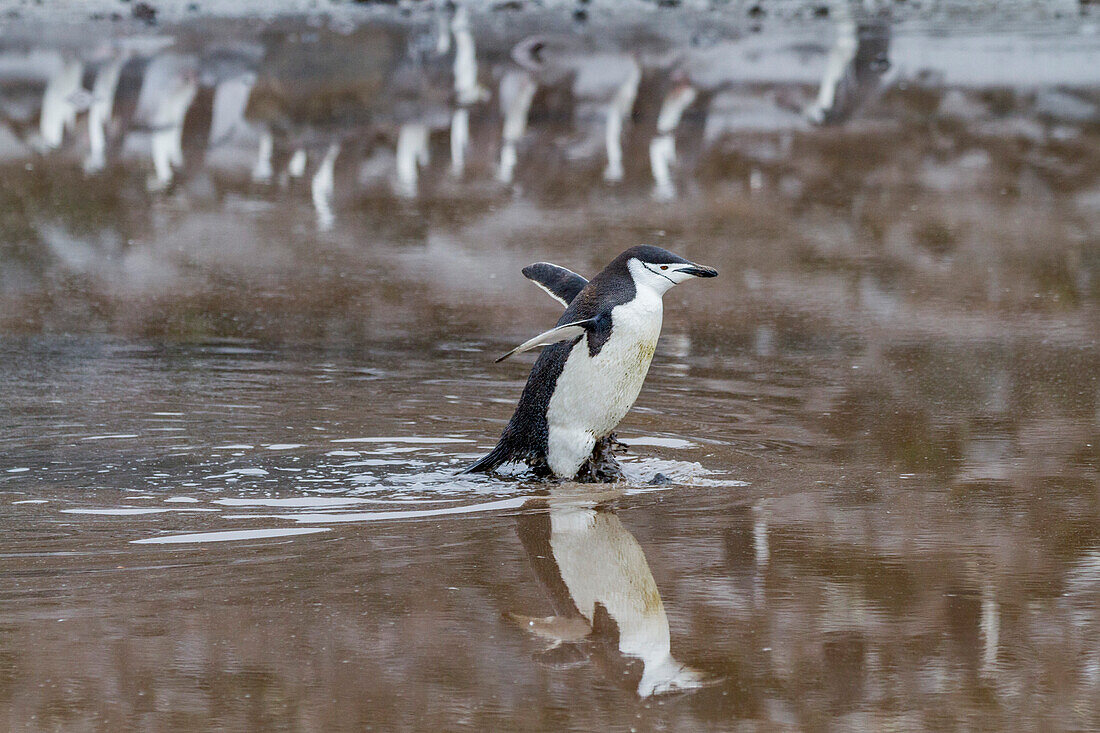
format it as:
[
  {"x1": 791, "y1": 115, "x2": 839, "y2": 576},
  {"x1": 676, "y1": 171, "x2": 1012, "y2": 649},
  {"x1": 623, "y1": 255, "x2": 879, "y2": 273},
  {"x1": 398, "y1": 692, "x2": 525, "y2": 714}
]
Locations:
[{"x1": 463, "y1": 245, "x2": 717, "y2": 481}]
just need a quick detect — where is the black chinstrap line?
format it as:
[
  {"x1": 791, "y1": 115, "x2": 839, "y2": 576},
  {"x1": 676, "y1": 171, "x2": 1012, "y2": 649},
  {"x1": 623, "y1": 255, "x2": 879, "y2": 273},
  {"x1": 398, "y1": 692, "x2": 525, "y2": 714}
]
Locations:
[{"x1": 642, "y1": 262, "x2": 677, "y2": 286}]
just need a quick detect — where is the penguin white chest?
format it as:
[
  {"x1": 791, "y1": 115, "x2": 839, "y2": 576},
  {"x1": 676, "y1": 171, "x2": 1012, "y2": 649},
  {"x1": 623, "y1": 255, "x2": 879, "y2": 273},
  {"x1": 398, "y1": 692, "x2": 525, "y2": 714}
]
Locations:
[{"x1": 545, "y1": 290, "x2": 663, "y2": 477}]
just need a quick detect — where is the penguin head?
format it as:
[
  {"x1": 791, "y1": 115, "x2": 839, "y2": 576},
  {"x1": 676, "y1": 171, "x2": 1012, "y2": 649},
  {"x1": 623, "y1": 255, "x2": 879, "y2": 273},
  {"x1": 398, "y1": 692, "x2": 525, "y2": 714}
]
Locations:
[{"x1": 620, "y1": 245, "x2": 718, "y2": 295}]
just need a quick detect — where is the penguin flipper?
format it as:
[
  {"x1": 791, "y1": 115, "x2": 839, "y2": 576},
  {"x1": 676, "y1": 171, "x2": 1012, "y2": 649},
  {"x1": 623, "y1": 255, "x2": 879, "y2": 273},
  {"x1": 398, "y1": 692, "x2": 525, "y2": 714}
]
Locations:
[
  {"x1": 522, "y1": 262, "x2": 588, "y2": 307},
  {"x1": 495, "y1": 319, "x2": 594, "y2": 363}
]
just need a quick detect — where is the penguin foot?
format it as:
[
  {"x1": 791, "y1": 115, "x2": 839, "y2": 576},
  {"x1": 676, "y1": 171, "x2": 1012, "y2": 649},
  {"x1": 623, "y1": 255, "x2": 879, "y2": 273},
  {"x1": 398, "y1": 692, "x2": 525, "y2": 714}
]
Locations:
[
  {"x1": 603, "y1": 432, "x2": 628, "y2": 453},
  {"x1": 522, "y1": 435, "x2": 626, "y2": 482},
  {"x1": 527, "y1": 455, "x2": 554, "y2": 479},
  {"x1": 575, "y1": 434, "x2": 626, "y2": 483}
]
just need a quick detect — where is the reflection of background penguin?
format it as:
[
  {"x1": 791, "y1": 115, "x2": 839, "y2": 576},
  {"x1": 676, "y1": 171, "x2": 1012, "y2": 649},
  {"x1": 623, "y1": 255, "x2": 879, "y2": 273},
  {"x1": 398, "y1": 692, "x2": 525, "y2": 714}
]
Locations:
[
  {"x1": 129, "y1": 53, "x2": 199, "y2": 189},
  {"x1": 464, "y1": 246, "x2": 716, "y2": 481},
  {"x1": 244, "y1": 24, "x2": 405, "y2": 198},
  {"x1": 805, "y1": 9, "x2": 891, "y2": 125},
  {"x1": 508, "y1": 497, "x2": 712, "y2": 696},
  {"x1": 511, "y1": 35, "x2": 641, "y2": 182}
]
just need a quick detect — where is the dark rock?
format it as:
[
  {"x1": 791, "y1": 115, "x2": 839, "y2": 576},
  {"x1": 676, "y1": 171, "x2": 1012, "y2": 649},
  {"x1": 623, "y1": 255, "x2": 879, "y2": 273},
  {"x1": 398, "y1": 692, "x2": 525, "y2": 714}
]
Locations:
[
  {"x1": 573, "y1": 7, "x2": 588, "y2": 22},
  {"x1": 648, "y1": 473, "x2": 673, "y2": 486}
]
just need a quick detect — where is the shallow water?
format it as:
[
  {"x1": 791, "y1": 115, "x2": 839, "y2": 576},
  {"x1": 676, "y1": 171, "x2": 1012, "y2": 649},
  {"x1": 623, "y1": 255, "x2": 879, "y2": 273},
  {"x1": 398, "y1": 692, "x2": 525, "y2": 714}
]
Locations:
[
  {"x1": 2, "y1": 3, "x2": 1100, "y2": 731},
  {"x1": 4, "y1": 332, "x2": 1098, "y2": 730}
]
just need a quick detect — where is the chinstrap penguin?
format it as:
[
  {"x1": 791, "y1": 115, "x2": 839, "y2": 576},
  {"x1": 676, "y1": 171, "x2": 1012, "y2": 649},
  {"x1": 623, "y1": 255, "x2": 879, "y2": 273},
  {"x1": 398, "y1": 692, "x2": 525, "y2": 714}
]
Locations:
[{"x1": 464, "y1": 245, "x2": 717, "y2": 481}]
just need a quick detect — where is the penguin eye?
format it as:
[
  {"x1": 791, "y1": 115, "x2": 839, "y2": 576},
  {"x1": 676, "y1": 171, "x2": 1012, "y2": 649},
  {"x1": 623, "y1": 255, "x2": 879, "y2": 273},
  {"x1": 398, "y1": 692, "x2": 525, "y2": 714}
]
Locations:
[{"x1": 660, "y1": 265, "x2": 669, "y2": 270}]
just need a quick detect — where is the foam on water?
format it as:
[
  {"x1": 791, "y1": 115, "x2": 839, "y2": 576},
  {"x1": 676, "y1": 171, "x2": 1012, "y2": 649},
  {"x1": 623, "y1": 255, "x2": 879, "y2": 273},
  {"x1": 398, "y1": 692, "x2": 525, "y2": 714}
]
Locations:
[
  {"x1": 206, "y1": 468, "x2": 269, "y2": 478},
  {"x1": 620, "y1": 436, "x2": 697, "y2": 449},
  {"x1": 80, "y1": 434, "x2": 140, "y2": 441},
  {"x1": 12, "y1": 426, "x2": 742, "y2": 545},
  {"x1": 331, "y1": 437, "x2": 474, "y2": 444},
  {"x1": 131, "y1": 527, "x2": 332, "y2": 544},
  {"x1": 226, "y1": 495, "x2": 533, "y2": 524},
  {"x1": 212, "y1": 496, "x2": 462, "y2": 508},
  {"x1": 61, "y1": 507, "x2": 220, "y2": 515}
]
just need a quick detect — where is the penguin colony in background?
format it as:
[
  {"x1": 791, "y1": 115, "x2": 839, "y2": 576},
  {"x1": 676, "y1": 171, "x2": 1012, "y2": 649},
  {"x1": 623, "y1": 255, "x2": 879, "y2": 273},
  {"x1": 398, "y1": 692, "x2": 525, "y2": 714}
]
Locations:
[{"x1": 464, "y1": 245, "x2": 717, "y2": 482}]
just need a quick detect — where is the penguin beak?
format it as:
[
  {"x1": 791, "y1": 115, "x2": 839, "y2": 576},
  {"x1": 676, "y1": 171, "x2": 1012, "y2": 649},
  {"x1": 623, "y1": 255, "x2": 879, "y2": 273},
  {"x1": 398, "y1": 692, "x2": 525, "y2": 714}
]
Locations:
[{"x1": 677, "y1": 263, "x2": 718, "y2": 278}]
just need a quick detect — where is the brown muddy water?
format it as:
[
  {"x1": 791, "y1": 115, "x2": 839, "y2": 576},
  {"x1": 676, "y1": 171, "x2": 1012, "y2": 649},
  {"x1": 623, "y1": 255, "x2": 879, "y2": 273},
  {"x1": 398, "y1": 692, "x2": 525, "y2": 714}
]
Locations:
[{"x1": 2, "y1": 3, "x2": 1100, "y2": 731}]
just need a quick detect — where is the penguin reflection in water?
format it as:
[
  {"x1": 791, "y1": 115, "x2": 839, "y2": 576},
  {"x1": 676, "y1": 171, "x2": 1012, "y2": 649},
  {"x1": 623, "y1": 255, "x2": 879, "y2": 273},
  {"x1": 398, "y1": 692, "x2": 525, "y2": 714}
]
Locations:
[
  {"x1": 508, "y1": 495, "x2": 712, "y2": 696},
  {"x1": 464, "y1": 246, "x2": 716, "y2": 481}
]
